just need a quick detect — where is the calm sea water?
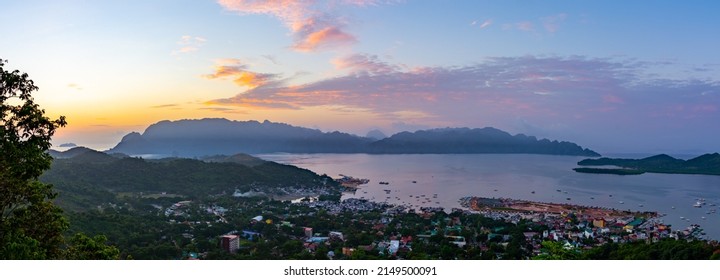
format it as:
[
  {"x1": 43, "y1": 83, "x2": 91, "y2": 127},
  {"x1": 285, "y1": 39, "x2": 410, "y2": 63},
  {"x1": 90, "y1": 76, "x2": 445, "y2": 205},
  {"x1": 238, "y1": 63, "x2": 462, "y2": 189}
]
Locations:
[{"x1": 256, "y1": 153, "x2": 720, "y2": 240}]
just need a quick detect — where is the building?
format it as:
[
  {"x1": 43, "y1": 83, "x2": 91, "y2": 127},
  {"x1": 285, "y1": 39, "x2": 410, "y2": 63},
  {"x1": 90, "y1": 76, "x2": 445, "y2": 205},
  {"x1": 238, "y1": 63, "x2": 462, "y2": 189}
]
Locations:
[
  {"x1": 592, "y1": 218, "x2": 606, "y2": 228},
  {"x1": 220, "y1": 235, "x2": 239, "y2": 254},
  {"x1": 329, "y1": 231, "x2": 344, "y2": 241},
  {"x1": 304, "y1": 227, "x2": 313, "y2": 238}
]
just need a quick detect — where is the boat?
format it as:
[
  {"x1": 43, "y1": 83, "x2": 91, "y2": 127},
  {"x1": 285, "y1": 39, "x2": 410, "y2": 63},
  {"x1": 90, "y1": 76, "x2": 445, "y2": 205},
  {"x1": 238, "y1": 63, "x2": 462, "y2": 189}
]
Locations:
[
  {"x1": 619, "y1": 201, "x2": 624, "y2": 204},
  {"x1": 412, "y1": 181, "x2": 417, "y2": 183},
  {"x1": 693, "y1": 201, "x2": 702, "y2": 208},
  {"x1": 531, "y1": 191, "x2": 535, "y2": 194}
]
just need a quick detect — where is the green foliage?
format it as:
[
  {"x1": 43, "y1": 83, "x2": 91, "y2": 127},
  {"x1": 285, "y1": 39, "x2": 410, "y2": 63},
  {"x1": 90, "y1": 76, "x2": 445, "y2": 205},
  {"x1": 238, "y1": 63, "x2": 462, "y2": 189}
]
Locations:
[
  {"x1": 533, "y1": 241, "x2": 581, "y2": 260},
  {"x1": 1, "y1": 58, "x2": 68, "y2": 259},
  {"x1": 582, "y1": 239, "x2": 716, "y2": 260},
  {"x1": 63, "y1": 233, "x2": 120, "y2": 260}
]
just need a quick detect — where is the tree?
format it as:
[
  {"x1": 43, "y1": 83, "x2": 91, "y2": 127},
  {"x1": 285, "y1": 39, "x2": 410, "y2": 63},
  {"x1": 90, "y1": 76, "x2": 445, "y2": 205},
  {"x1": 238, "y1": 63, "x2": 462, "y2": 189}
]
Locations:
[
  {"x1": 1, "y1": 58, "x2": 67, "y2": 259},
  {"x1": 63, "y1": 233, "x2": 120, "y2": 260}
]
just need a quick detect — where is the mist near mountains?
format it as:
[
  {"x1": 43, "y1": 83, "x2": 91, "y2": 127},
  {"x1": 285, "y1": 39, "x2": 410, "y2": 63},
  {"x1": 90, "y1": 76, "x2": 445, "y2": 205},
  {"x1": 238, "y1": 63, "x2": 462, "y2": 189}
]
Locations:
[{"x1": 106, "y1": 118, "x2": 600, "y2": 157}]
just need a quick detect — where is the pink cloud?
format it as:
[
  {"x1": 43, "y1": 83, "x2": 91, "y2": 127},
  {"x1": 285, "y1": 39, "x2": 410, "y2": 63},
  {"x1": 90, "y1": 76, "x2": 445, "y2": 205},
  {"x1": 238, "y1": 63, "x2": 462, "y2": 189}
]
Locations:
[
  {"x1": 332, "y1": 53, "x2": 398, "y2": 74},
  {"x1": 292, "y1": 27, "x2": 357, "y2": 52},
  {"x1": 217, "y1": 0, "x2": 378, "y2": 52}
]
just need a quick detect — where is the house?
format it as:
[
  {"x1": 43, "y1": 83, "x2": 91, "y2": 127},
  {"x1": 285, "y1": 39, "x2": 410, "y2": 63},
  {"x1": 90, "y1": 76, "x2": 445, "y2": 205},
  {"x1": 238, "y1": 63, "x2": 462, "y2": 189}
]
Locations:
[
  {"x1": 388, "y1": 240, "x2": 400, "y2": 255},
  {"x1": 220, "y1": 235, "x2": 239, "y2": 254},
  {"x1": 592, "y1": 218, "x2": 606, "y2": 228},
  {"x1": 241, "y1": 230, "x2": 261, "y2": 240},
  {"x1": 342, "y1": 247, "x2": 355, "y2": 256},
  {"x1": 304, "y1": 227, "x2": 313, "y2": 238},
  {"x1": 329, "y1": 231, "x2": 344, "y2": 241}
]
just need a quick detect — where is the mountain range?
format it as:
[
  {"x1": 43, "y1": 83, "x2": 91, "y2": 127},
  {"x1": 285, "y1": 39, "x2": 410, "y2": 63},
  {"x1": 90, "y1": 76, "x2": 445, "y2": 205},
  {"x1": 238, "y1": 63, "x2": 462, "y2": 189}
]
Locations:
[{"x1": 105, "y1": 118, "x2": 600, "y2": 157}]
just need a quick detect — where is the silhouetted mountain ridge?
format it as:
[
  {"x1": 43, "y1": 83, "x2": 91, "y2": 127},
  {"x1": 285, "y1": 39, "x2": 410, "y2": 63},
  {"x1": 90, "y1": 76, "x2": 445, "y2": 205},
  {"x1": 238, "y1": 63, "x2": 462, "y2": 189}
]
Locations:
[
  {"x1": 106, "y1": 118, "x2": 600, "y2": 157},
  {"x1": 576, "y1": 153, "x2": 720, "y2": 175}
]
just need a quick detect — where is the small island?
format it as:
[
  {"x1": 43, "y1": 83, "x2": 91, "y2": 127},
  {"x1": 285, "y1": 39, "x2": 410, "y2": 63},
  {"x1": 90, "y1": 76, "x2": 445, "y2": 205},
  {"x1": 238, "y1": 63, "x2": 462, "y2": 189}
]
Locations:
[{"x1": 574, "y1": 153, "x2": 720, "y2": 176}]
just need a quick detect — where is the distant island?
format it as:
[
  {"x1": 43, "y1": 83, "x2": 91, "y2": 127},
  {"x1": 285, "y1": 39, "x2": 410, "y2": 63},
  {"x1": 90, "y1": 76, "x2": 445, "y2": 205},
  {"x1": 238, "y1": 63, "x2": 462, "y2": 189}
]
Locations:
[
  {"x1": 106, "y1": 118, "x2": 600, "y2": 157},
  {"x1": 574, "y1": 153, "x2": 720, "y2": 176}
]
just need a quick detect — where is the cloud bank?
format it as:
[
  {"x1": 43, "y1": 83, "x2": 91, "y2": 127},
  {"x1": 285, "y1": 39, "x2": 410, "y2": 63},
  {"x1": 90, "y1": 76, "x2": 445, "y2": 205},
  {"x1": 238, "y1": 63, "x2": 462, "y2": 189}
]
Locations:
[{"x1": 206, "y1": 55, "x2": 720, "y2": 152}]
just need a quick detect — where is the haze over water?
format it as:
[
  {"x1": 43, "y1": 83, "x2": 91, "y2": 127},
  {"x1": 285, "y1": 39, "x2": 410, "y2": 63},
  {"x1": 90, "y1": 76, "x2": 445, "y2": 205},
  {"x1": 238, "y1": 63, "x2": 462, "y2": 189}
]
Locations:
[{"x1": 257, "y1": 153, "x2": 720, "y2": 240}]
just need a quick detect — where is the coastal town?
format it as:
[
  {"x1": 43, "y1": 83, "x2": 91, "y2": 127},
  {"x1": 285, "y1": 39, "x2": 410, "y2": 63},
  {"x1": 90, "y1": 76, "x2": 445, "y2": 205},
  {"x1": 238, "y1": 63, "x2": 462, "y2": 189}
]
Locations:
[{"x1": 151, "y1": 175, "x2": 716, "y2": 260}]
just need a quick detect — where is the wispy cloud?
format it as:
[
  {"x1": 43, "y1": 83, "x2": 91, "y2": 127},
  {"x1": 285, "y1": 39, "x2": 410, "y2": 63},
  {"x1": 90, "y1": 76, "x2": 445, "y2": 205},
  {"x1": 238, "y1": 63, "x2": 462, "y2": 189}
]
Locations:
[
  {"x1": 172, "y1": 35, "x2": 206, "y2": 55},
  {"x1": 471, "y1": 19, "x2": 492, "y2": 29},
  {"x1": 202, "y1": 59, "x2": 280, "y2": 88},
  {"x1": 150, "y1": 104, "x2": 179, "y2": 109},
  {"x1": 332, "y1": 53, "x2": 399, "y2": 74},
  {"x1": 541, "y1": 13, "x2": 567, "y2": 33},
  {"x1": 199, "y1": 107, "x2": 248, "y2": 114},
  {"x1": 217, "y1": 0, "x2": 380, "y2": 52},
  {"x1": 515, "y1": 21, "x2": 534, "y2": 32},
  {"x1": 67, "y1": 83, "x2": 82, "y2": 90}
]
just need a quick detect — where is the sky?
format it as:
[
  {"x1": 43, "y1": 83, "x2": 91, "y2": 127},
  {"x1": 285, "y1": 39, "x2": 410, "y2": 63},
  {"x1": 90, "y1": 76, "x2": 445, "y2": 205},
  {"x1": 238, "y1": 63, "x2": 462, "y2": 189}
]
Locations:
[{"x1": 1, "y1": 0, "x2": 719, "y2": 154}]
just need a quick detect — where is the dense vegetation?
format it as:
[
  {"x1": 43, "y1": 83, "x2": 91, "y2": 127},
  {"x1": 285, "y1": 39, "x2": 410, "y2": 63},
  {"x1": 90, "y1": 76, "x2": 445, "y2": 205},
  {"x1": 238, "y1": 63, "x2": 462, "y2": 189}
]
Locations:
[
  {"x1": 577, "y1": 153, "x2": 720, "y2": 176},
  {"x1": 41, "y1": 148, "x2": 338, "y2": 211}
]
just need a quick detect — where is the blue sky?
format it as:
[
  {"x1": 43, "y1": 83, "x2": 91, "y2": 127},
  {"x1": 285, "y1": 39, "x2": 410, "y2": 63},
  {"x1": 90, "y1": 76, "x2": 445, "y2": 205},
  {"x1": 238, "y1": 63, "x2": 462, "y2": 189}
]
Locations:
[{"x1": 1, "y1": 0, "x2": 718, "y2": 154}]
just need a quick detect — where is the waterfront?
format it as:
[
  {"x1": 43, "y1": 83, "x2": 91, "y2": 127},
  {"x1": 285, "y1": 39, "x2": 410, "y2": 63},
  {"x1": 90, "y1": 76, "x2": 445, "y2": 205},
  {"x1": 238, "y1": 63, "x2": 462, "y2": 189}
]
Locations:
[{"x1": 256, "y1": 153, "x2": 720, "y2": 240}]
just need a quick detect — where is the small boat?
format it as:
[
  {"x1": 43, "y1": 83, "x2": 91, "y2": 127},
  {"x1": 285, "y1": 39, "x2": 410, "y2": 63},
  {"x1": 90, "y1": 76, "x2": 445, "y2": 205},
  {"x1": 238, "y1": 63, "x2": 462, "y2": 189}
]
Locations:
[
  {"x1": 619, "y1": 201, "x2": 624, "y2": 204},
  {"x1": 531, "y1": 191, "x2": 535, "y2": 194},
  {"x1": 638, "y1": 204, "x2": 644, "y2": 207},
  {"x1": 693, "y1": 201, "x2": 702, "y2": 208},
  {"x1": 671, "y1": 206, "x2": 675, "y2": 209},
  {"x1": 590, "y1": 197, "x2": 594, "y2": 199},
  {"x1": 609, "y1": 194, "x2": 613, "y2": 197},
  {"x1": 566, "y1": 198, "x2": 571, "y2": 201},
  {"x1": 412, "y1": 181, "x2": 417, "y2": 184},
  {"x1": 556, "y1": 189, "x2": 561, "y2": 192}
]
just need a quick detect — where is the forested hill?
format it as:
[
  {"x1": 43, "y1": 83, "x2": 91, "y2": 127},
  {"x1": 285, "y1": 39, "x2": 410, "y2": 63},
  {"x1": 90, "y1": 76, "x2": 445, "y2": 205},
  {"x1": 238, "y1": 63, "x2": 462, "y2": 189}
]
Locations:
[
  {"x1": 41, "y1": 147, "x2": 337, "y2": 211},
  {"x1": 576, "y1": 153, "x2": 720, "y2": 175},
  {"x1": 368, "y1": 127, "x2": 600, "y2": 156},
  {"x1": 106, "y1": 118, "x2": 600, "y2": 157}
]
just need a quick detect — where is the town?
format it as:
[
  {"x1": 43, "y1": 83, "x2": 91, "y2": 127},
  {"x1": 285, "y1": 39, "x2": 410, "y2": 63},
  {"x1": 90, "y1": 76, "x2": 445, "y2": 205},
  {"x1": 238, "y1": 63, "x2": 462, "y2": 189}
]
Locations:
[{"x1": 152, "y1": 192, "x2": 716, "y2": 260}]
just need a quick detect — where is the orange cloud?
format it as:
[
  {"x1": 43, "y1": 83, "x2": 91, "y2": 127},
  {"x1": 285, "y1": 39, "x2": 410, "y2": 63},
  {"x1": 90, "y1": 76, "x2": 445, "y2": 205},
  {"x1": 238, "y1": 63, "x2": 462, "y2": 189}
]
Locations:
[
  {"x1": 293, "y1": 27, "x2": 356, "y2": 52},
  {"x1": 203, "y1": 60, "x2": 279, "y2": 88}
]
